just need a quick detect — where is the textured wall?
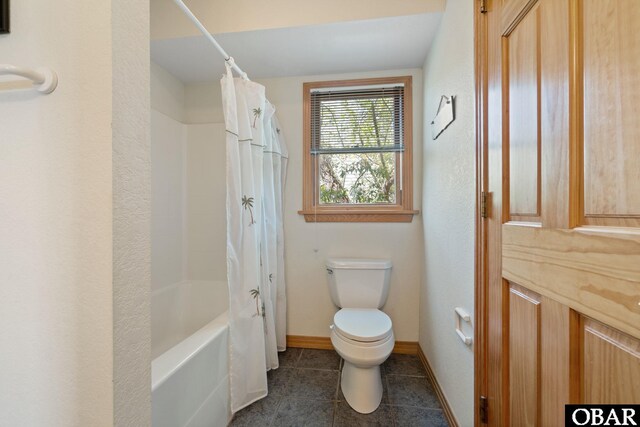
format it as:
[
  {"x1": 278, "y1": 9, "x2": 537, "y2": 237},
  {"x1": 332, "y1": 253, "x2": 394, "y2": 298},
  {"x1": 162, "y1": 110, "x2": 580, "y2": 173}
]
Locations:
[
  {"x1": 420, "y1": 0, "x2": 475, "y2": 425},
  {"x1": 183, "y1": 68, "x2": 424, "y2": 341},
  {"x1": 0, "y1": 1, "x2": 114, "y2": 425},
  {"x1": 113, "y1": 0, "x2": 152, "y2": 425}
]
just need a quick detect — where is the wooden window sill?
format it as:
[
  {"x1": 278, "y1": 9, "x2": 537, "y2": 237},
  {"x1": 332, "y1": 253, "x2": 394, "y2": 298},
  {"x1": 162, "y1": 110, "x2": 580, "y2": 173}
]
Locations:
[{"x1": 298, "y1": 209, "x2": 419, "y2": 223}]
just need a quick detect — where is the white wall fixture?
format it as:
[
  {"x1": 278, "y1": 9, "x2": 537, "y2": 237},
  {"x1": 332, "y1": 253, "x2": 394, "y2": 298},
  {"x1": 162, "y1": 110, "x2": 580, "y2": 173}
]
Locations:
[
  {"x1": 454, "y1": 306, "x2": 472, "y2": 346},
  {"x1": 430, "y1": 95, "x2": 455, "y2": 140},
  {"x1": 0, "y1": 64, "x2": 58, "y2": 93}
]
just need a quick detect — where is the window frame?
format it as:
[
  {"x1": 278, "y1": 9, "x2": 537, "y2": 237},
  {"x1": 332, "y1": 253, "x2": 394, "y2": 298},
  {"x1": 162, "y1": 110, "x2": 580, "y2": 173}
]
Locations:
[{"x1": 299, "y1": 76, "x2": 417, "y2": 222}]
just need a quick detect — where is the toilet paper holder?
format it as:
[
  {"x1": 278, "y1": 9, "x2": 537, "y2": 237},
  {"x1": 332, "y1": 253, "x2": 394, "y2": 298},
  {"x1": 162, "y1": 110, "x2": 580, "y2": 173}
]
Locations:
[{"x1": 455, "y1": 307, "x2": 472, "y2": 346}]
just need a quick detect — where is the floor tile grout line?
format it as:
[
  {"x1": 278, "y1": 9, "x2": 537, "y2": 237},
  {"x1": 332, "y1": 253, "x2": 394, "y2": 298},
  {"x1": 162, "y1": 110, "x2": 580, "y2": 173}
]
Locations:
[
  {"x1": 334, "y1": 365, "x2": 341, "y2": 401},
  {"x1": 267, "y1": 395, "x2": 285, "y2": 427},
  {"x1": 293, "y1": 348, "x2": 303, "y2": 367},
  {"x1": 295, "y1": 367, "x2": 341, "y2": 372},
  {"x1": 385, "y1": 373, "x2": 427, "y2": 377},
  {"x1": 388, "y1": 403, "x2": 445, "y2": 410},
  {"x1": 331, "y1": 400, "x2": 338, "y2": 426}
]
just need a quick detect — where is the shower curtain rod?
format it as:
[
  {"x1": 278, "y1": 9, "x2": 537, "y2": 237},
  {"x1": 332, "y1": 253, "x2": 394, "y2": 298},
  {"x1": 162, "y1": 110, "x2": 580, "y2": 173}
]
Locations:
[{"x1": 172, "y1": 0, "x2": 248, "y2": 79}]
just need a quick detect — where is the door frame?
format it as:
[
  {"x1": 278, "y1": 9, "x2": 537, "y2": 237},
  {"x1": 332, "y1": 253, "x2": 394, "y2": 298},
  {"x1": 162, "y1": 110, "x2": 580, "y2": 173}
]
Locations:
[{"x1": 474, "y1": 0, "x2": 489, "y2": 425}]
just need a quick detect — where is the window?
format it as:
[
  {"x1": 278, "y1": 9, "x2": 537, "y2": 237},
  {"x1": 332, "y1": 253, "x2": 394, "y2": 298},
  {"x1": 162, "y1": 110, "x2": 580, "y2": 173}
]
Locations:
[{"x1": 300, "y1": 76, "x2": 416, "y2": 222}]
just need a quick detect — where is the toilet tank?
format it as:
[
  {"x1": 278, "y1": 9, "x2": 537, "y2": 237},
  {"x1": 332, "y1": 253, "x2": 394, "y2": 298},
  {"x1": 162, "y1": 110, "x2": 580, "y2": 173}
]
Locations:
[{"x1": 326, "y1": 258, "x2": 392, "y2": 309}]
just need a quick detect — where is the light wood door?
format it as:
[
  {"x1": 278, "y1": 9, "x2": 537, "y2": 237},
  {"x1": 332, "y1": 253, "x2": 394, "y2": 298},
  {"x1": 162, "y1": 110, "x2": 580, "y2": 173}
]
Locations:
[{"x1": 479, "y1": 0, "x2": 640, "y2": 425}]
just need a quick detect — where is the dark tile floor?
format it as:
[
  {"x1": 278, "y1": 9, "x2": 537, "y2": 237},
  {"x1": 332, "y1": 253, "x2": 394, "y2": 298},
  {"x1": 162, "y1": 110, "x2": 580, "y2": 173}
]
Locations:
[{"x1": 229, "y1": 348, "x2": 449, "y2": 427}]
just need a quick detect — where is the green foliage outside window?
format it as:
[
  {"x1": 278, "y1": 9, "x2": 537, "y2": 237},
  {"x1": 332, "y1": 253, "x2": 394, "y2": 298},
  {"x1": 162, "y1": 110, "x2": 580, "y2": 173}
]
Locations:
[{"x1": 318, "y1": 97, "x2": 398, "y2": 205}]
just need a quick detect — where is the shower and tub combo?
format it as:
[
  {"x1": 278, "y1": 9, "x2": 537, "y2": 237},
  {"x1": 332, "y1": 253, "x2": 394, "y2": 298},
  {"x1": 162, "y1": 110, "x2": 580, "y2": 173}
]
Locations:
[
  {"x1": 151, "y1": 281, "x2": 231, "y2": 427},
  {"x1": 151, "y1": 0, "x2": 289, "y2": 424}
]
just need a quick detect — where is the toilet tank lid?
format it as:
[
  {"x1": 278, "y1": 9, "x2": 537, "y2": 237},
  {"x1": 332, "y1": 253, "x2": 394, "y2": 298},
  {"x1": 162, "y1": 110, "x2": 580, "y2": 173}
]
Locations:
[{"x1": 326, "y1": 258, "x2": 392, "y2": 270}]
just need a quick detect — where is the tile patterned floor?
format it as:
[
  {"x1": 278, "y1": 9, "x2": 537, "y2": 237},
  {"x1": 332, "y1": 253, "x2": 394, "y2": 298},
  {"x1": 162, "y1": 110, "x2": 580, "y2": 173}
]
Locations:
[{"x1": 229, "y1": 348, "x2": 449, "y2": 427}]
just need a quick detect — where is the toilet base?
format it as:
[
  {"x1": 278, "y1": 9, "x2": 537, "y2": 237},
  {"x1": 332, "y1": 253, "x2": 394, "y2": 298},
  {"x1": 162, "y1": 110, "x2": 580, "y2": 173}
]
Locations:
[{"x1": 340, "y1": 361, "x2": 383, "y2": 414}]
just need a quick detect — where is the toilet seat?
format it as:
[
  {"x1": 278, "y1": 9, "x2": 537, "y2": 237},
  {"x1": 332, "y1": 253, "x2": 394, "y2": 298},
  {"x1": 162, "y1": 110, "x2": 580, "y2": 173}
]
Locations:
[
  {"x1": 333, "y1": 308, "x2": 393, "y2": 343},
  {"x1": 332, "y1": 326, "x2": 394, "y2": 349}
]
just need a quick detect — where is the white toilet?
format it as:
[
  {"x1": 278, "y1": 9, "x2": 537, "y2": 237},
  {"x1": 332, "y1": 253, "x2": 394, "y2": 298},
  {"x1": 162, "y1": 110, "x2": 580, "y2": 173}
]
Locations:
[{"x1": 326, "y1": 258, "x2": 395, "y2": 414}]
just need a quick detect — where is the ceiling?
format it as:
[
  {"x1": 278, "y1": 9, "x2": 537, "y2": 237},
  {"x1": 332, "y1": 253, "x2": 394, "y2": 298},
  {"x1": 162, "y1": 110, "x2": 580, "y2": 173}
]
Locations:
[{"x1": 150, "y1": 12, "x2": 443, "y2": 83}]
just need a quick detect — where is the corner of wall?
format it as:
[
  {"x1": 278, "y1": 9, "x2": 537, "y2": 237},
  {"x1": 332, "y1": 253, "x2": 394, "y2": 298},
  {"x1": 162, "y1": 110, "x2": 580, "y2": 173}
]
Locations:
[
  {"x1": 151, "y1": 61, "x2": 187, "y2": 123},
  {"x1": 113, "y1": 0, "x2": 152, "y2": 425},
  {"x1": 419, "y1": 0, "x2": 476, "y2": 425}
]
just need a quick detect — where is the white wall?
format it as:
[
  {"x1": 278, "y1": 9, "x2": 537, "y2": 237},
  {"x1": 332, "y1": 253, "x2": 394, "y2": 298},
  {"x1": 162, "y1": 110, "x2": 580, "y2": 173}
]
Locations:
[
  {"x1": 186, "y1": 123, "x2": 227, "y2": 282},
  {"x1": 184, "y1": 68, "x2": 424, "y2": 341},
  {"x1": 151, "y1": 109, "x2": 187, "y2": 291},
  {"x1": 112, "y1": 0, "x2": 151, "y2": 423},
  {"x1": 151, "y1": 61, "x2": 186, "y2": 122},
  {"x1": 151, "y1": 62, "x2": 188, "y2": 293},
  {"x1": 0, "y1": 0, "x2": 150, "y2": 425},
  {"x1": 151, "y1": 62, "x2": 227, "y2": 286},
  {"x1": 420, "y1": 0, "x2": 475, "y2": 425},
  {"x1": 150, "y1": 65, "x2": 227, "y2": 364},
  {"x1": 150, "y1": 121, "x2": 227, "y2": 286}
]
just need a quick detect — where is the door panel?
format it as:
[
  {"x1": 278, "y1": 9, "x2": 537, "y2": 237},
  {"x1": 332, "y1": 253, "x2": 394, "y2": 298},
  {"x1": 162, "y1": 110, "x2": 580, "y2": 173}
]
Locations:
[
  {"x1": 501, "y1": 0, "x2": 538, "y2": 34},
  {"x1": 508, "y1": 285, "x2": 540, "y2": 426},
  {"x1": 583, "y1": 318, "x2": 640, "y2": 403},
  {"x1": 507, "y1": 8, "x2": 540, "y2": 219},
  {"x1": 539, "y1": 0, "x2": 570, "y2": 229},
  {"x1": 481, "y1": 0, "x2": 640, "y2": 425},
  {"x1": 540, "y1": 298, "x2": 574, "y2": 426},
  {"x1": 583, "y1": 0, "x2": 640, "y2": 220}
]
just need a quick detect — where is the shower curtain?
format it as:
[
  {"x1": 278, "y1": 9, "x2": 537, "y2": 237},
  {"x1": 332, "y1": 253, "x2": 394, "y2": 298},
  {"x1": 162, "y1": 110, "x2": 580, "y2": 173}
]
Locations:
[{"x1": 221, "y1": 63, "x2": 288, "y2": 413}]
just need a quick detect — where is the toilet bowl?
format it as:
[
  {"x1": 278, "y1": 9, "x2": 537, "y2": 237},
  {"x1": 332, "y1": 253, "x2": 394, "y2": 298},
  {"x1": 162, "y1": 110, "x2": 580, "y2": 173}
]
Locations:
[
  {"x1": 330, "y1": 308, "x2": 395, "y2": 413},
  {"x1": 325, "y1": 258, "x2": 394, "y2": 413}
]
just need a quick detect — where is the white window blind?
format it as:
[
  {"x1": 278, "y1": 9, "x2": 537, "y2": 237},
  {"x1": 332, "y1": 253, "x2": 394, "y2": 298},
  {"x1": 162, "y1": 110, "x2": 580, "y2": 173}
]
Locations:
[{"x1": 310, "y1": 85, "x2": 405, "y2": 155}]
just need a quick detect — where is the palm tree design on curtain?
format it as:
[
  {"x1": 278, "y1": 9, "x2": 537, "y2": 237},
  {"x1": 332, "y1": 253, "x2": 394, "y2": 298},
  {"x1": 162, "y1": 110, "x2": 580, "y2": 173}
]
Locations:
[
  {"x1": 249, "y1": 288, "x2": 261, "y2": 317},
  {"x1": 252, "y1": 107, "x2": 262, "y2": 129},
  {"x1": 241, "y1": 195, "x2": 255, "y2": 226}
]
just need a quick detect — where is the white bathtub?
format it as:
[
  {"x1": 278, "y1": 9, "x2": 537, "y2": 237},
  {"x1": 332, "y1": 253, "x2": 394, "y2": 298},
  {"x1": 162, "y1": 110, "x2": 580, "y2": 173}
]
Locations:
[{"x1": 151, "y1": 280, "x2": 231, "y2": 427}]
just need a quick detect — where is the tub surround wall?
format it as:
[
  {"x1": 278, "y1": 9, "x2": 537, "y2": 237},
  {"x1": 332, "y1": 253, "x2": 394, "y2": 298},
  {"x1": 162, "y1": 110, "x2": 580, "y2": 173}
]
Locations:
[
  {"x1": 151, "y1": 64, "x2": 227, "y2": 363},
  {"x1": 420, "y1": 0, "x2": 476, "y2": 425},
  {"x1": 183, "y1": 68, "x2": 424, "y2": 342},
  {"x1": 151, "y1": 280, "x2": 229, "y2": 359},
  {"x1": 151, "y1": 62, "x2": 227, "y2": 286},
  {"x1": 149, "y1": 117, "x2": 226, "y2": 286},
  {"x1": 151, "y1": 66, "x2": 229, "y2": 423},
  {"x1": 151, "y1": 61, "x2": 186, "y2": 122},
  {"x1": 152, "y1": 109, "x2": 187, "y2": 292},
  {"x1": 186, "y1": 123, "x2": 226, "y2": 282}
]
